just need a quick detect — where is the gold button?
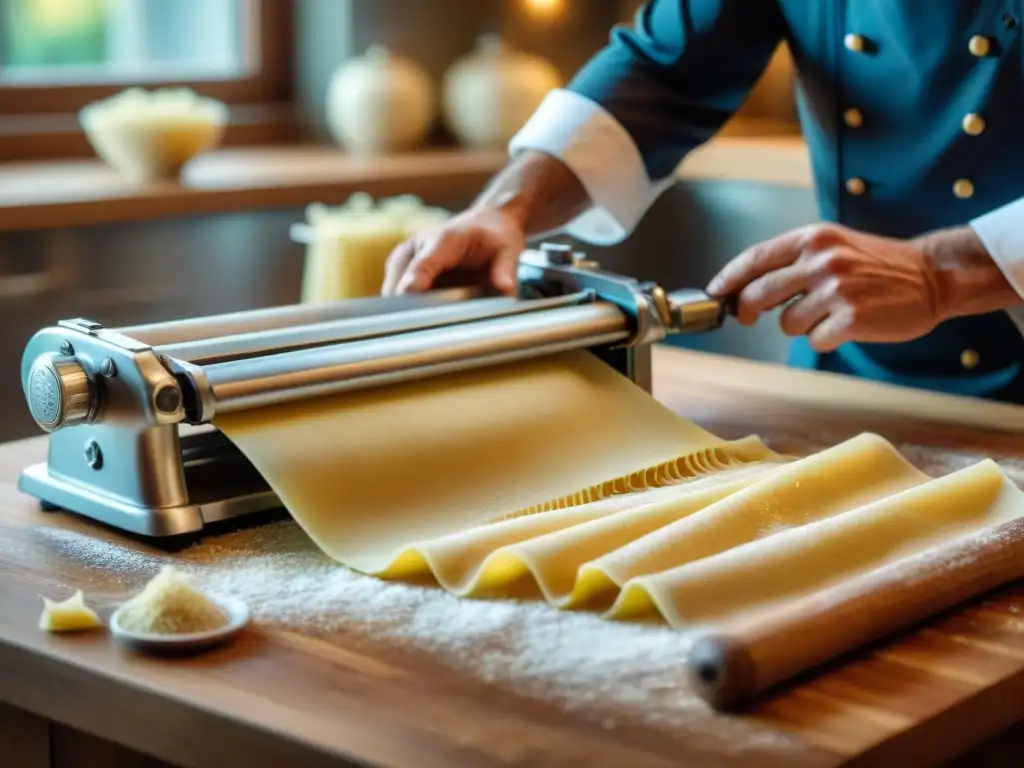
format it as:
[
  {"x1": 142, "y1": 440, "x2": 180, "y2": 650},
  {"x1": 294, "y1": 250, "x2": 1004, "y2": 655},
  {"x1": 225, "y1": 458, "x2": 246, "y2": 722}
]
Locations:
[
  {"x1": 961, "y1": 349, "x2": 980, "y2": 370},
  {"x1": 953, "y1": 178, "x2": 975, "y2": 199},
  {"x1": 843, "y1": 108, "x2": 864, "y2": 128},
  {"x1": 961, "y1": 113, "x2": 986, "y2": 135},
  {"x1": 845, "y1": 177, "x2": 866, "y2": 195},
  {"x1": 968, "y1": 35, "x2": 991, "y2": 56},
  {"x1": 844, "y1": 33, "x2": 867, "y2": 52}
]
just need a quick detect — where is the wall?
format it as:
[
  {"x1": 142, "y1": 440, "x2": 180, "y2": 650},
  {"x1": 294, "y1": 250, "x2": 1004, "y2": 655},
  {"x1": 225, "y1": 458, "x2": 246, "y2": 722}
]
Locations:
[
  {"x1": 0, "y1": 210, "x2": 302, "y2": 444},
  {"x1": 295, "y1": 0, "x2": 622, "y2": 141},
  {"x1": 294, "y1": 0, "x2": 799, "y2": 141}
]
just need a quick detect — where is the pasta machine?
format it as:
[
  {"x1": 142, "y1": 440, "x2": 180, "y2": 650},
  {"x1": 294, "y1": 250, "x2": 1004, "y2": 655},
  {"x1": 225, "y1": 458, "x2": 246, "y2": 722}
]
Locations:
[{"x1": 17, "y1": 243, "x2": 733, "y2": 540}]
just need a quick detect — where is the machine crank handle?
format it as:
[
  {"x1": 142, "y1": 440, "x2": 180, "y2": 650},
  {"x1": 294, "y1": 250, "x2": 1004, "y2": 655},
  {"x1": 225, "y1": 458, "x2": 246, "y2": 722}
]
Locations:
[{"x1": 652, "y1": 287, "x2": 738, "y2": 335}]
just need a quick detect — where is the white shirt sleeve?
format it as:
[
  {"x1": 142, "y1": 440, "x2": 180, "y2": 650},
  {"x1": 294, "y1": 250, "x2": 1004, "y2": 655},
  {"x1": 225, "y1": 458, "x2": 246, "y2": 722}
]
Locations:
[
  {"x1": 507, "y1": 88, "x2": 675, "y2": 246},
  {"x1": 969, "y1": 196, "x2": 1024, "y2": 335}
]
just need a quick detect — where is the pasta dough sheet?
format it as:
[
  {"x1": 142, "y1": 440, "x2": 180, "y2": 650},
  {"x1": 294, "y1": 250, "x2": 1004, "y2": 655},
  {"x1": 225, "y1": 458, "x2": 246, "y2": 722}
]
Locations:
[
  {"x1": 215, "y1": 349, "x2": 1024, "y2": 629},
  {"x1": 214, "y1": 351, "x2": 781, "y2": 574},
  {"x1": 610, "y1": 459, "x2": 1023, "y2": 627}
]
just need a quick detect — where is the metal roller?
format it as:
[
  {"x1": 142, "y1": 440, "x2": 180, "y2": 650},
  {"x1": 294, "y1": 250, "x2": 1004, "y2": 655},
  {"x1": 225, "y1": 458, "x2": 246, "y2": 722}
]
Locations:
[
  {"x1": 116, "y1": 287, "x2": 482, "y2": 346},
  {"x1": 191, "y1": 302, "x2": 630, "y2": 417},
  {"x1": 154, "y1": 292, "x2": 590, "y2": 365},
  {"x1": 16, "y1": 243, "x2": 734, "y2": 539}
]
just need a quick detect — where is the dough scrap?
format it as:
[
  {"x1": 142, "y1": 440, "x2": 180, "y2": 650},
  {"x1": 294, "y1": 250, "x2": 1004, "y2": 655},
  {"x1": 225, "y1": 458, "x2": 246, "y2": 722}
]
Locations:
[
  {"x1": 39, "y1": 589, "x2": 103, "y2": 632},
  {"x1": 117, "y1": 566, "x2": 227, "y2": 635}
]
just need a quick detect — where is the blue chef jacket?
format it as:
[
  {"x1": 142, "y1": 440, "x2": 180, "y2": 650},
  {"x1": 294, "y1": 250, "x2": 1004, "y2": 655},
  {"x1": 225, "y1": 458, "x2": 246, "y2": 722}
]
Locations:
[{"x1": 509, "y1": 0, "x2": 1024, "y2": 404}]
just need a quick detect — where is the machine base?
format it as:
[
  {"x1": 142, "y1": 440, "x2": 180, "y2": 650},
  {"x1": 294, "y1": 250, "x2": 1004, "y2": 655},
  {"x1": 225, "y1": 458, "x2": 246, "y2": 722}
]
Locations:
[{"x1": 19, "y1": 462, "x2": 283, "y2": 542}]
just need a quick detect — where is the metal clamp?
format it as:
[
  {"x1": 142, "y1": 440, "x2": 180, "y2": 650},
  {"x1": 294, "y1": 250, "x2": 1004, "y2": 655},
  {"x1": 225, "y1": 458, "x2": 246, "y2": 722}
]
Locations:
[
  {"x1": 518, "y1": 245, "x2": 663, "y2": 345},
  {"x1": 518, "y1": 244, "x2": 734, "y2": 344}
]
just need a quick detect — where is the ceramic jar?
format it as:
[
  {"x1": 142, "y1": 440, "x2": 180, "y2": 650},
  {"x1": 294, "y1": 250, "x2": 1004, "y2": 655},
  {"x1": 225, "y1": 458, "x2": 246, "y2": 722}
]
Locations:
[
  {"x1": 325, "y1": 45, "x2": 434, "y2": 155},
  {"x1": 442, "y1": 35, "x2": 562, "y2": 150}
]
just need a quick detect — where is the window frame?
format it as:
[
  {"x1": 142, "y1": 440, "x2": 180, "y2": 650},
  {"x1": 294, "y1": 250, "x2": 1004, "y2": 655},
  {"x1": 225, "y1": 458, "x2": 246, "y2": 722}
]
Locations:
[{"x1": 0, "y1": 0, "x2": 293, "y2": 115}]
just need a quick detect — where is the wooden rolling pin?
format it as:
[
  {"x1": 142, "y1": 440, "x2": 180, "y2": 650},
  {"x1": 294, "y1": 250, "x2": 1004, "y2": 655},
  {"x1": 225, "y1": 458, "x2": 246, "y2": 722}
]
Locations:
[{"x1": 686, "y1": 517, "x2": 1024, "y2": 711}]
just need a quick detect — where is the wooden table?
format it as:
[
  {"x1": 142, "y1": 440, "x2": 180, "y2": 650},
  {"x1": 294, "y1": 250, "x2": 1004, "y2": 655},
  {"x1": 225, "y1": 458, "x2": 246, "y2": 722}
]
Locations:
[{"x1": 0, "y1": 347, "x2": 1022, "y2": 768}]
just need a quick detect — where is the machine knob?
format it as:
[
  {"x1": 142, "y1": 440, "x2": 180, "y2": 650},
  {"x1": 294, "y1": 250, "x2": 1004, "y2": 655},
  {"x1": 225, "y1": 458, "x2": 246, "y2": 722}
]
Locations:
[
  {"x1": 26, "y1": 353, "x2": 94, "y2": 432},
  {"x1": 658, "y1": 289, "x2": 734, "y2": 333}
]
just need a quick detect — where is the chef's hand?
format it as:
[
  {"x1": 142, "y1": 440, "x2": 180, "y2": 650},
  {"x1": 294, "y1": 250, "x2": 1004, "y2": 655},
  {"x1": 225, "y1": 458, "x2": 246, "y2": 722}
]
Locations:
[
  {"x1": 382, "y1": 205, "x2": 526, "y2": 296},
  {"x1": 705, "y1": 223, "x2": 953, "y2": 352},
  {"x1": 383, "y1": 150, "x2": 592, "y2": 296}
]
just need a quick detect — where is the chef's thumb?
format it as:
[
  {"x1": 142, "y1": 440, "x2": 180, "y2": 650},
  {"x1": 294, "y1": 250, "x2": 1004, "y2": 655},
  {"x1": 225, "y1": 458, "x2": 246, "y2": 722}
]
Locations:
[
  {"x1": 396, "y1": 233, "x2": 462, "y2": 294},
  {"x1": 490, "y1": 246, "x2": 521, "y2": 295}
]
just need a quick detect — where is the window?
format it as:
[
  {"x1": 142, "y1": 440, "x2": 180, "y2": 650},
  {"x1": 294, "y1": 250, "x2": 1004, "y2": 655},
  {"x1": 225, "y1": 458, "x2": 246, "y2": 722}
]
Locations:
[
  {"x1": 0, "y1": 0, "x2": 292, "y2": 116},
  {"x1": 0, "y1": 0, "x2": 246, "y2": 82}
]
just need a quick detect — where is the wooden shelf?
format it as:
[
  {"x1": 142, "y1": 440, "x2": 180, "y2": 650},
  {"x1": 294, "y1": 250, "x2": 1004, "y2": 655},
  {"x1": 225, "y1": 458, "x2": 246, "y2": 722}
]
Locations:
[
  {"x1": 0, "y1": 135, "x2": 811, "y2": 233},
  {"x1": 0, "y1": 146, "x2": 509, "y2": 232}
]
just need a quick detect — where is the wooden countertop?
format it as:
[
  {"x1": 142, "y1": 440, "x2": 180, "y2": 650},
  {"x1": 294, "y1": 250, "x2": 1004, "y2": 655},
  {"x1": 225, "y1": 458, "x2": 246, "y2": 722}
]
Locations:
[
  {"x1": 1, "y1": 346, "x2": 1019, "y2": 768},
  {"x1": 0, "y1": 136, "x2": 812, "y2": 233}
]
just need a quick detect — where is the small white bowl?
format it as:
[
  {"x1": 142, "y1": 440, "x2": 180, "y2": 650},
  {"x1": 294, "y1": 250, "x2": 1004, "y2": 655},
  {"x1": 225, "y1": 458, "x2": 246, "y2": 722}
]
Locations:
[
  {"x1": 79, "y1": 91, "x2": 228, "y2": 183},
  {"x1": 109, "y1": 594, "x2": 250, "y2": 654}
]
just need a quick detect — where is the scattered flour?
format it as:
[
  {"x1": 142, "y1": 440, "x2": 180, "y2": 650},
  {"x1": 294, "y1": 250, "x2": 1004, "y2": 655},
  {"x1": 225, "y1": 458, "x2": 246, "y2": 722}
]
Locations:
[
  {"x1": 28, "y1": 434, "x2": 1024, "y2": 757},
  {"x1": 36, "y1": 522, "x2": 797, "y2": 756}
]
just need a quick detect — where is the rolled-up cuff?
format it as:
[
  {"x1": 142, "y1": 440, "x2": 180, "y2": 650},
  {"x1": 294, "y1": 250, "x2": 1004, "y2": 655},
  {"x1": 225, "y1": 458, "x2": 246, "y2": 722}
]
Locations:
[
  {"x1": 971, "y1": 196, "x2": 1024, "y2": 336},
  {"x1": 508, "y1": 88, "x2": 673, "y2": 245}
]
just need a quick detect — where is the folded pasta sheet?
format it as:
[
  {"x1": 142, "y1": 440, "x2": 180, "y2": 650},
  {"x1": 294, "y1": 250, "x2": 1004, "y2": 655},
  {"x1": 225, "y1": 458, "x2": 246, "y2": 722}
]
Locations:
[
  {"x1": 214, "y1": 349, "x2": 1024, "y2": 629},
  {"x1": 610, "y1": 459, "x2": 1023, "y2": 627},
  {"x1": 214, "y1": 351, "x2": 782, "y2": 574}
]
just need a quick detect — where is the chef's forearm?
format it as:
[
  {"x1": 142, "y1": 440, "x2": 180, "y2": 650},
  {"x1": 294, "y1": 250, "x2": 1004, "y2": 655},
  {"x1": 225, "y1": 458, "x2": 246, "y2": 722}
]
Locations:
[
  {"x1": 473, "y1": 150, "x2": 591, "y2": 239},
  {"x1": 916, "y1": 226, "x2": 1023, "y2": 321}
]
